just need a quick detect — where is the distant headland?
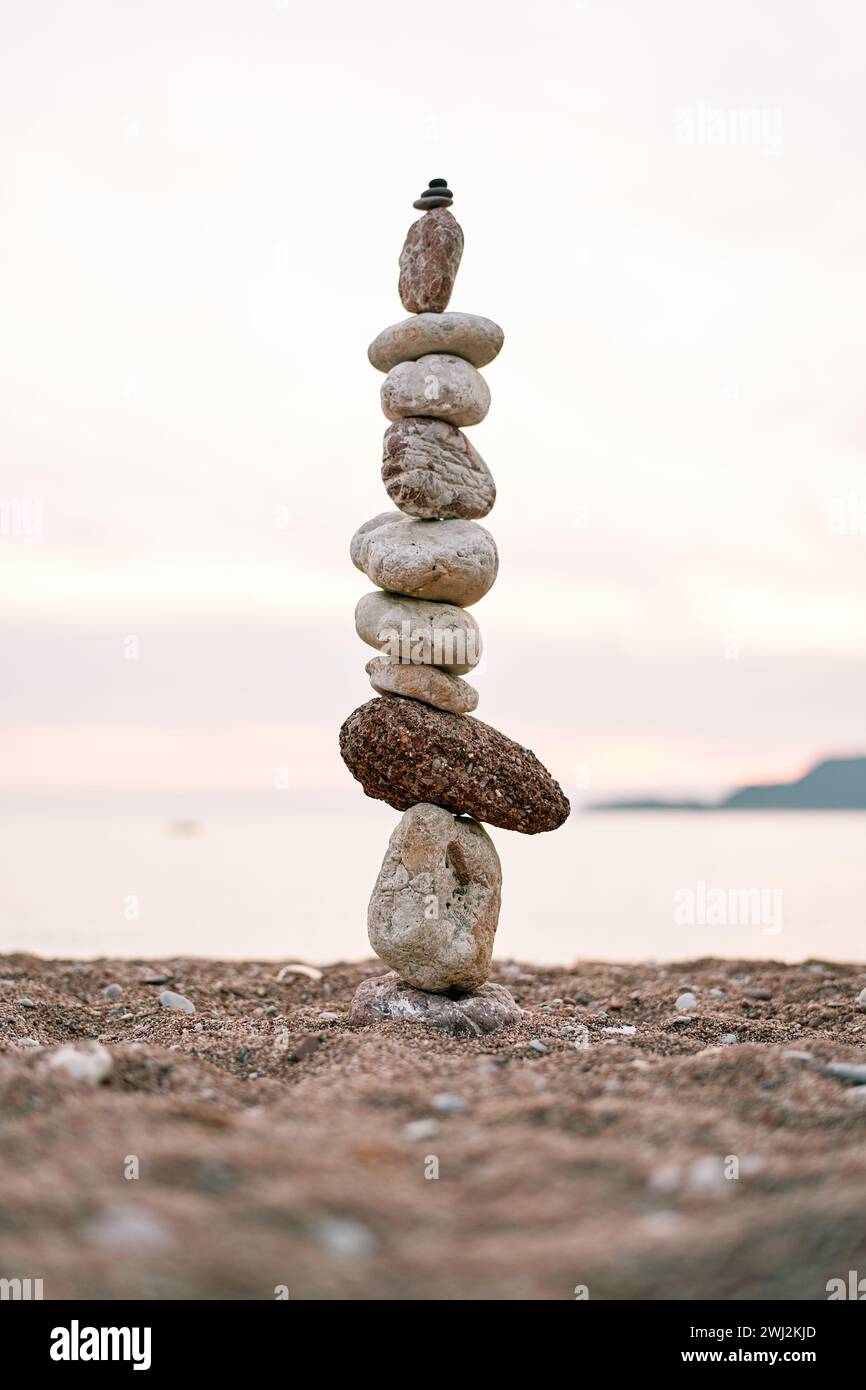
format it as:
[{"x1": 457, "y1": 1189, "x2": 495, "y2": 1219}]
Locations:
[{"x1": 590, "y1": 756, "x2": 866, "y2": 811}]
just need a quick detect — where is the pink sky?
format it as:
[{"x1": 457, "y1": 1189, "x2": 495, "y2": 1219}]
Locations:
[{"x1": 2, "y1": 0, "x2": 864, "y2": 802}]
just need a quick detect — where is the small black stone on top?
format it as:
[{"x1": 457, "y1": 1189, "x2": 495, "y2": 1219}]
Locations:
[{"x1": 413, "y1": 177, "x2": 453, "y2": 210}]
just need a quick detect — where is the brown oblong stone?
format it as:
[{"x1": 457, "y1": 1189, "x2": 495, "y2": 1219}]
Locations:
[
  {"x1": 339, "y1": 697, "x2": 571, "y2": 834},
  {"x1": 398, "y1": 208, "x2": 464, "y2": 314},
  {"x1": 382, "y1": 418, "x2": 496, "y2": 520}
]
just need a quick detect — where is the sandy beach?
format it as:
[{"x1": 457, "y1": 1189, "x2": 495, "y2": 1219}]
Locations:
[{"x1": 1, "y1": 952, "x2": 865, "y2": 1300}]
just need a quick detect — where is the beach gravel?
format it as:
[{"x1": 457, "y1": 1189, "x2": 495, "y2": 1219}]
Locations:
[{"x1": 0, "y1": 952, "x2": 865, "y2": 1299}]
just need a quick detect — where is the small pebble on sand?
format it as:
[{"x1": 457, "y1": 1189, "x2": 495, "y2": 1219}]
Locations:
[
  {"x1": 825, "y1": 1061, "x2": 866, "y2": 1086},
  {"x1": 159, "y1": 990, "x2": 195, "y2": 1014},
  {"x1": 103, "y1": 983, "x2": 123, "y2": 1001},
  {"x1": 641, "y1": 1210, "x2": 684, "y2": 1239},
  {"x1": 650, "y1": 1155, "x2": 726, "y2": 1195},
  {"x1": 739, "y1": 1155, "x2": 768, "y2": 1175},
  {"x1": 314, "y1": 1217, "x2": 378, "y2": 1259},
  {"x1": 276, "y1": 963, "x2": 323, "y2": 982},
  {"x1": 403, "y1": 1118, "x2": 440, "y2": 1140},
  {"x1": 675, "y1": 991, "x2": 697, "y2": 1012},
  {"x1": 431, "y1": 1092, "x2": 466, "y2": 1115},
  {"x1": 86, "y1": 1205, "x2": 174, "y2": 1251},
  {"x1": 46, "y1": 1043, "x2": 113, "y2": 1085}
]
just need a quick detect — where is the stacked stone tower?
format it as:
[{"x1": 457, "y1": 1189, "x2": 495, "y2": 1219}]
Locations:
[{"x1": 340, "y1": 178, "x2": 570, "y2": 1034}]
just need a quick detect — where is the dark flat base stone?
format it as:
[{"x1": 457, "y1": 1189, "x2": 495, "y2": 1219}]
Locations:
[{"x1": 351, "y1": 972, "x2": 522, "y2": 1037}]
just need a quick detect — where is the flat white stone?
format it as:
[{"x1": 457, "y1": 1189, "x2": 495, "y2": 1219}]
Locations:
[{"x1": 368, "y1": 312, "x2": 504, "y2": 373}]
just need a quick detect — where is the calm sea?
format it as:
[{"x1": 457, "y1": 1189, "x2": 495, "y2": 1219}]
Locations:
[{"x1": 2, "y1": 802, "x2": 863, "y2": 964}]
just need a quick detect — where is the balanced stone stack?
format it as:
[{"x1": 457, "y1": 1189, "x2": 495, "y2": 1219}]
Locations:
[{"x1": 341, "y1": 178, "x2": 570, "y2": 1036}]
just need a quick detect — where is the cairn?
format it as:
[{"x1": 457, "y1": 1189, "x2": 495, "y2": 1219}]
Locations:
[{"x1": 341, "y1": 178, "x2": 570, "y2": 1035}]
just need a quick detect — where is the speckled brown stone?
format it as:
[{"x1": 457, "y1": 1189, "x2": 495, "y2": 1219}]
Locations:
[
  {"x1": 398, "y1": 208, "x2": 464, "y2": 314},
  {"x1": 350, "y1": 972, "x2": 521, "y2": 1035},
  {"x1": 339, "y1": 697, "x2": 571, "y2": 834}
]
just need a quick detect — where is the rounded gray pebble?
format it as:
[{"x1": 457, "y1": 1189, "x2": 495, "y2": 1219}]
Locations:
[
  {"x1": 351, "y1": 511, "x2": 498, "y2": 608},
  {"x1": 159, "y1": 990, "x2": 195, "y2": 1014},
  {"x1": 825, "y1": 1061, "x2": 866, "y2": 1085},
  {"x1": 403, "y1": 1118, "x2": 441, "y2": 1140},
  {"x1": 368, "y1": 312, "x2": 504, "y2": 373},
  {"x1": 431, "y1": 1092, "x2": 466, "y2": 1115},
  {"x1": 381, "y1": 355, "x2": 490, "y2": 428},
  {"x1": 313, "y1": 1216, "x2": 378, "y2": 1258}
]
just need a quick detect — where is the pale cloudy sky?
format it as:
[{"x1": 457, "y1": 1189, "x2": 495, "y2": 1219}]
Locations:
[{"x1": 2, "y1": 0, "x2": 865, "y2": 802}]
